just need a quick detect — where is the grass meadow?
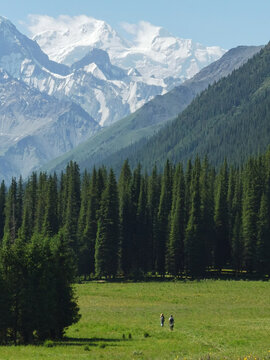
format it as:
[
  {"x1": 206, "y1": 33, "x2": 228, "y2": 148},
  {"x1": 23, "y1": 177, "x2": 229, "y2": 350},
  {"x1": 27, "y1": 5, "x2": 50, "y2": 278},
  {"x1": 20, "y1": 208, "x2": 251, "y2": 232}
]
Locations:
[{"x1": 0, "y1": 280, "x2": 270, "y2": 359}]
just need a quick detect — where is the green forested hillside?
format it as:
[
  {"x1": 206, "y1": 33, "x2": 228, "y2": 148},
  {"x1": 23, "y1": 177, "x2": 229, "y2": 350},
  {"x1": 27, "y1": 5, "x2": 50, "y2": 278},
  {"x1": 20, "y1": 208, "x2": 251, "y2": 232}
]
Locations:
[
  {"x1": 109, "y1": 43, "x2": 270, "y2": 171},
  {"x1": 43, "y1": 46, "x2": 262, "y2": 175}
]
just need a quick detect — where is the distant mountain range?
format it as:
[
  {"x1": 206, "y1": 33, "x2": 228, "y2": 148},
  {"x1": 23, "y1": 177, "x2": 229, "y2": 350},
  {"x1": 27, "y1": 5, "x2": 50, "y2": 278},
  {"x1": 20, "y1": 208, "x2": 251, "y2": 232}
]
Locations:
[
  {"x1": 0, "y1": 15, "x2": 227, "y2": 181},
  {"x1": 30, "y1": 15, "x2": 225, "y2": 84},
  {"x1": 0, "y1": 69, "x2": 99, "y2": 182},
  {"x1": 0, "y1": 15, "x2": 225, "y2": 127},
  {"x1": 0, "y1": 14, "x2": 267, "y2": 182},
  {"x1": 43, "y1": 45, "x2": 262, "y2": 175}
]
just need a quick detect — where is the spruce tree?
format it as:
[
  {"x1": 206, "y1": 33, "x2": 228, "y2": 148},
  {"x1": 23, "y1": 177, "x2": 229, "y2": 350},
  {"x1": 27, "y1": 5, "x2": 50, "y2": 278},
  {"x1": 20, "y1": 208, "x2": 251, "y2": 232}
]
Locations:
[
  {"x1": 0, "y1": 250, "x2": 10, "y2": 344},
  {"x1": 63, "y1": 162, "x2": 81, "y2": 257},
  {"x1": 256, "y1": 193, "x2": 270, "y2": 275},
  {"x1": 19, "y1": 173, "x2": 37, "y2": 242},
  {"x1": 49, "y1": 230, "x2": 81, "y2": 339},
  {"x1": 118, "y1": 160, "x2": 134, "y2": 275},
  {"x1": 242, "y1": 158, "x2": 263, "y2": 272},
  {"x1": 185, "y1": 157, "x2": 204, "y2": 277},
  {"x1": 134, "y1": 175, "x2": 148, "y2": 273},
  {"x1": 214, "y1": 160, "x2": 230, "y2": 271},
  {"x1": 80, "y1": 168, "x2": 100, "y2": 276},
  {"x1": 42, "y1": 174, "x2": 58, "y2": 237},
  {"x1": 166, "y1": 163, "x2": 185, "y2": 275},
  {"x1": 3, "y1": 178, "x2": 18, "y2": 245},
  {"x1": 156, "y1": 160, "x2": 173, "y2": 274},
  {"x1": 77, "y1": 170, "x2": 91, "y2": 277},
  {"x1": 0, "y1": 180, "x2": 6, "y2": 242},
  {"x1": 34, "y1": 173, "x2": 48, "y2": 234},
  {"x1": 95, "y1": 169, "x2": 119, "y2": 278},
  {"x1": 147, "y1": 165, "x2": 161, "y2": 272},
  {"x1": 200, "y1": 157, "x2": 215, "y2": 269},
  {"x1": 231, "y1": 172, "x2": 244, "y2": 272}
]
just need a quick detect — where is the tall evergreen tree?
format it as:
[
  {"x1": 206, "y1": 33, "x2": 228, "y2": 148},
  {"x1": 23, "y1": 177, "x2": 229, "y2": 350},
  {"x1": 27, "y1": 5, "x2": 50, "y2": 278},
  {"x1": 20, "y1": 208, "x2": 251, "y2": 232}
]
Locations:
[
  {"x1": 147, "y1": 164, "x2": 161, "y2": 272},
  {"x1": 118, "y1": 160, "x2": 134, "y2": 275},
  {"x1": 134, "y1": 175, "x2": 148, "y2": 273},
  {"x1": 166, "y1": 163, "x2": 185, "y2": 275},
  {"x1": 63, "y1": 162, "x2": 81, "y2": 257},
  {"x1": 156, "y1": 160, "x2": 173, "y2": 274},
  {"x1": 77, "y1": 170, "x2": 91, "y2": 277},
  {"x1": 231, "y1": 172, "x2": 244, "y2": 272},
  {"x1": 95, "y1": 169, "x2": 119, "y2": 278},
  {"x1": 80, "y1": 168, "x2": 100, "y2": 276},
  {"x1": 185, "y1": 157, "x2": 204, "y2": 276},
  {"x1": 42, "y1": 174, "x2": 58, "y2": 237},
  {"x1": 3, "y1": 178, "x2": 18, "y2": 246},
  {"x1": 0, "y1": 181, "x2": 6, "y2": 242},
  {"x1": 256, "y1": 192, "x2": 270, "y2": 275},
  {"x1": 19, "y1": 173, "x2": 37, "y2": 242},
  {"x1": 214, "y1": 160, "x2": 230, "y2": 270},
  {"x1": 200, "y1": 157, "x2": 215, "y2": 268},
  {"x1": 34, "y1": 173, "x2": 48, "y2": 234},
  {"x1": 242, "y1": 158, "x2": 263, "y2": 272}
]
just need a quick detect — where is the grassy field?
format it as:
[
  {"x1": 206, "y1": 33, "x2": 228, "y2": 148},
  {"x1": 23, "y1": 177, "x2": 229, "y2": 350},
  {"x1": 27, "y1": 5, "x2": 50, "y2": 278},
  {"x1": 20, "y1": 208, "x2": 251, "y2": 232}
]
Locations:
[{"x1": 0, "y1": 280, "x2": 270, "y2": 359}]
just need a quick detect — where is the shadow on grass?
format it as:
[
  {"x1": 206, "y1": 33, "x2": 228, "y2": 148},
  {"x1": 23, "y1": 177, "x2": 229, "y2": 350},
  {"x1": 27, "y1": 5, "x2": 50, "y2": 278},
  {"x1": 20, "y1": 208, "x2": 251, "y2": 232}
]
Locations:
[{"x1": 55, "y1": 336, "x2": 124, "y2": 347}]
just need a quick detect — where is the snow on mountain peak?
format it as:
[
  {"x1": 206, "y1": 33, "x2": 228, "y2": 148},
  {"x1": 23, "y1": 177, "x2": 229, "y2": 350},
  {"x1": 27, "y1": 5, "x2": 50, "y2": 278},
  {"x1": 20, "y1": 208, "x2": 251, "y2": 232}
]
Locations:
[
  {"x1": 29, "y1": 15, "x2": 129, "y2": 66},
  {"x1": 0, "y1": 16, "x2": 11, "y2": 26},
  {"x1": 27, "y1": 15, "x2": 226, "y2": 81},
  {"x1": 121, "y1": 20, "x2": 171, "y2": 48}
]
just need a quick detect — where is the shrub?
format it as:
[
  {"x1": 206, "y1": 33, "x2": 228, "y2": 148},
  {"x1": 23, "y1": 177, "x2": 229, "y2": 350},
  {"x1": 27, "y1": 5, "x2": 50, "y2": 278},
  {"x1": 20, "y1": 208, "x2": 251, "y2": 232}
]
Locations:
[{"x1": 44, "y1": 340, "x2": 54, "y2": 348}]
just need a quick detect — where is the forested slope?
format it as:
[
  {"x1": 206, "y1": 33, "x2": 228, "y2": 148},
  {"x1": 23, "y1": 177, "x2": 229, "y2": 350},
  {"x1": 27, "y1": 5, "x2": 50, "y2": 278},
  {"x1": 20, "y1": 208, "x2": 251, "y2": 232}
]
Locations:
[
  {"x1": 110, "y1": 43, "x2": 270, "y2": 171},
  {"x1": 43, "y1": 46, "x2": 262, "y2": 175}
]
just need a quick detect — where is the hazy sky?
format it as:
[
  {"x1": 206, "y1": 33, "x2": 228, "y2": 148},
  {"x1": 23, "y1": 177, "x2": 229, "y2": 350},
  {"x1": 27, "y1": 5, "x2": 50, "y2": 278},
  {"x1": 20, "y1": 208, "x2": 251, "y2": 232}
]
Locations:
[{"x1": 1, "y1": 0, "x2": 269, "y2": 49}]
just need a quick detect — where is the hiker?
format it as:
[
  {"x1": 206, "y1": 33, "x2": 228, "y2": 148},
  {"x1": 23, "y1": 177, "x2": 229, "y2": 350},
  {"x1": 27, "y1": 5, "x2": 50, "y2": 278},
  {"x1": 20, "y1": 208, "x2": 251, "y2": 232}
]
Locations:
[
  {"x1": 169, "y1": 314, "x2": 174, "y2": 330},
  {"x1": 160, "y1": 313, "x2": 165, "y2": 327}
]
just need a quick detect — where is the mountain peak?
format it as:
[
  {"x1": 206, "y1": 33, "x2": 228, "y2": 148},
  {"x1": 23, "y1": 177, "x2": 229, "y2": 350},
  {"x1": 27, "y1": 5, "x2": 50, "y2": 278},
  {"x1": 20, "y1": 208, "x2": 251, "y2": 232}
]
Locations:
[
  {"x1": 29, "y1": 15, "x2": 225, "y2": 80},
  {"x1": 72, "y1": 48, "x2": 111, "y2": 70},
  {"x1": 0, "y1": 15, "x2": 11, "y2": 24},
  {"x1": 0, "y1": 15, "x2": 18, "y2": 34}
]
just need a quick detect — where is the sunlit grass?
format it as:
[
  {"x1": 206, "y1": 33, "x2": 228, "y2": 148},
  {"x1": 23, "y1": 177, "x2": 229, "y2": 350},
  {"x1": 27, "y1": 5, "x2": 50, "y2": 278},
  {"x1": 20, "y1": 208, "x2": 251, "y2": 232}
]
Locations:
[{"x1": 0, "y1": 280, "x2": 270, "y2": 359}]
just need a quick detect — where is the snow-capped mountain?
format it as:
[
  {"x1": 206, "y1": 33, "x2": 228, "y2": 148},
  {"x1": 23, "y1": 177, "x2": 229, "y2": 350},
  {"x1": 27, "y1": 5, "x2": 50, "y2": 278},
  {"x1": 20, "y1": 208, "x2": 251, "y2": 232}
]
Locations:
[
  {"x1": 0, "y1": 16, "x2": 165, "y2": 126},
  {"x1": 0, "y1": 68, "x2": 99, "y2": 182},
  {"x1": 0, "y1": 15, "x2": 226, "y2": 181},
  {"x1": 29, "y1": 15, "x2": 226, "y2": 83}
]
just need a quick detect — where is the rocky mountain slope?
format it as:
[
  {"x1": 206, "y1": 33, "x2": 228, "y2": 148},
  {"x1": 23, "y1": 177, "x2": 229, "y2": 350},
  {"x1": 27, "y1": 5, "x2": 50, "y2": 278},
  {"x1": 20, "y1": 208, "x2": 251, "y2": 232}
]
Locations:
[
  {"x1": 42, "y1": 45, "x2": 262, "y2": 175},
  {"x1": 0, "y1": 16, "x2": 163, "y2": 126},
  {"x1": 0, "y1": 69, "x2": 99, "y2": 182}
]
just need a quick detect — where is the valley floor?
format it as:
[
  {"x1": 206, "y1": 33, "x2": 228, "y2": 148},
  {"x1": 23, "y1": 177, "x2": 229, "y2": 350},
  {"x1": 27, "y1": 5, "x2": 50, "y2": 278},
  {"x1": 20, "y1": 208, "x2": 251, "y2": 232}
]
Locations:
[{"x1": 0, "y1": 280, "x2": 270, "y2": 360}]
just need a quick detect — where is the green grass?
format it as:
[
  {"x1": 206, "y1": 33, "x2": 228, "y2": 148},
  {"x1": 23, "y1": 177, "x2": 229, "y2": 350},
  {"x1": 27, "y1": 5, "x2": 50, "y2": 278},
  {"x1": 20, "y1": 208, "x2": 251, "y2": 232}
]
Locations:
[{"x1": 1, "y1": 280, "x2": 270, "y2": 359}]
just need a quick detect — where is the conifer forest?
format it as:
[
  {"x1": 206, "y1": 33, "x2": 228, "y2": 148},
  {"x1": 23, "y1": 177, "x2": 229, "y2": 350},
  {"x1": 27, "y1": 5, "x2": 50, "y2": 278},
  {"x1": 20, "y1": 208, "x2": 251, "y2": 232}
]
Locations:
[{"x1": 1, "y1": 150, "x2": 270, "y2": 344}]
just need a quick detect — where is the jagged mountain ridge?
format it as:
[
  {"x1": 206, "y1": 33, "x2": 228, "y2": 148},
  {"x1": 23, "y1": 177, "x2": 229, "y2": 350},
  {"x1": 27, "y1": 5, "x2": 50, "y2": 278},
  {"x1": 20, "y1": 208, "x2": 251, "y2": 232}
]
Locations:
[
  {"x1": 0, "y1": 69, "x2": 99, "y2": 182},
  {"x1": 42, "y1": 45, "x2": 262, "y2": 175},
  {"x1": 30, "y1": 15, "x2": 225, "y2": 84},
  {"x1": 0, "y1": 16, "x2": 165, "y2": 126}
]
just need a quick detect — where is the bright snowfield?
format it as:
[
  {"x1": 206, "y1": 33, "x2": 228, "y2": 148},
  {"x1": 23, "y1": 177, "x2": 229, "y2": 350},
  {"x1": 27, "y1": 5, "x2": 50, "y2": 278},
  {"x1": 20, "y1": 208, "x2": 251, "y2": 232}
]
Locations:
[{"x1": 29, "y1": 15, "x2": 226, "y2": 94}]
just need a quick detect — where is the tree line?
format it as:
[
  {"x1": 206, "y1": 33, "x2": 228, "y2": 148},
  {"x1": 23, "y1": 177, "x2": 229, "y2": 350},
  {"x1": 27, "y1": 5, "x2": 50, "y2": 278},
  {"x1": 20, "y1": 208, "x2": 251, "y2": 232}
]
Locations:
[
  {"x1": 1, "y1": 152, "x2": 270, "y2": 280},
  {"x1": 0, "y1": 170, "x2": 81, "y2": 344},
  {"x1": 1, "y1": 151, "x2": 270, "y2": 342}
]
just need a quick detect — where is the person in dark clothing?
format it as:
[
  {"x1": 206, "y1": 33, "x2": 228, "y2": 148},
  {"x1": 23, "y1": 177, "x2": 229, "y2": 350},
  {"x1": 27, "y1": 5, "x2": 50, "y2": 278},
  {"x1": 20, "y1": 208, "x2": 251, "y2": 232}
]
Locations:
[
  {"x1": 169, "y1": 314, "x2": 174, "y2": 330},
  {"x1": 160, "y1": 313, "x2": 165, "y2": 327}
]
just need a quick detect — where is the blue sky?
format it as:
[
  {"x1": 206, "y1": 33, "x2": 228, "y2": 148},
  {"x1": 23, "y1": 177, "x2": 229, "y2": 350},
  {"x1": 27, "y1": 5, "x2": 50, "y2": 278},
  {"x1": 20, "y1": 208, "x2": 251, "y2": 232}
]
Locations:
[{"x1": 1, "y1": 0, "x2": 269, "y2": 49}]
